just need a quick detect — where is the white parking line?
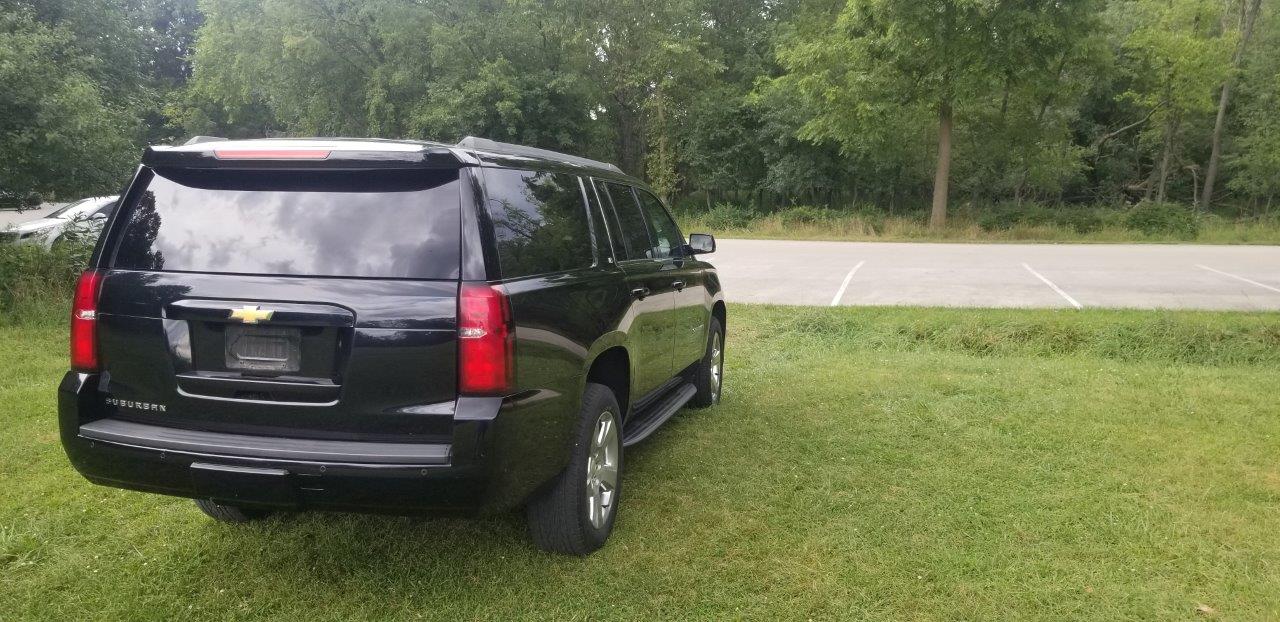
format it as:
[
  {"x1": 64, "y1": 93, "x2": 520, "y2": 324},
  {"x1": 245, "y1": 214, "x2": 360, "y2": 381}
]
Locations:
[
  {"x1": 830, "y1": 261, "x2": 866, "y2": 306},
  {"x1": 1022, "y1": 263, "x2": 1082, "y2": 309},
  {"x1": 1196, "y1": 264, "x2": 1280, "y2": 294}
]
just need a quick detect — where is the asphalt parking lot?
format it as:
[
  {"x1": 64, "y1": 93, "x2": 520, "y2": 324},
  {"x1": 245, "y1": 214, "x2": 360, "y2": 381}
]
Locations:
[
  {"x1": 713, "y1": 239, "x2": 1280, "y2": 310},
  {"x1": 0, "y1": 204, "x2": 60, "y2": 229}
]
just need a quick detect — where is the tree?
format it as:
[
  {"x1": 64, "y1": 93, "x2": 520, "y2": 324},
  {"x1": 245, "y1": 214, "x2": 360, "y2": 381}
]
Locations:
[
  {"x1": 767, "y1": 0, "x2": 1107, "y2": 226},
  {"x1": 1114, "y1": 0, "x2": 1234, "y2": 204},
  {"x1": 0, "y1": 6, "x2": 140, "y2": 206},
  {"x1": 1201, "y1": 0, "x2": 1263, "y2": 209},
  {"x1": 1228, "y1": 2, "x2": 1280, "y2": 207}
]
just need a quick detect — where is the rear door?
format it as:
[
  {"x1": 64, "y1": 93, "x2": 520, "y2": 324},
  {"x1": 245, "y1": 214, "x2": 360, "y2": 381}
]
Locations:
[
  {"x1": 94, "y1": 166, "x2": 463, "y2": 442},
  {"x1": 633, "y1": 188, "x2": 707, "y2": 371},
  {"x1": 594, "y1": 180, "x2": 678, "y2": 397}
]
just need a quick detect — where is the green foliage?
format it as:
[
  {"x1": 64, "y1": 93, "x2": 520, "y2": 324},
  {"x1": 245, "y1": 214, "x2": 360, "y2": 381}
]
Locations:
[
  {"x1": 977, "y1": 204, "x2": 1108, "y2": 234},
  {"x1": 6, "y1": 0, "x2": 1280, "y2": 225},
  {"x1": 1229, "y1": 4, "x2": 1280, "y2": 200},
  {"x1": 699, "y1": 203, "x2": 756, "y2": 230},
  {"x1": 777, "y1": 205, "x2": 838, "y2": 226},
  {"x1": 0, "y1": 9, "x2": 139, "y2": 205},
  {"x1": 0, "y1": 241, "x2": 90, "y2": 324},
  {"x1": 1124, "y1": 201, "x2": 1201, "y2": 238}
]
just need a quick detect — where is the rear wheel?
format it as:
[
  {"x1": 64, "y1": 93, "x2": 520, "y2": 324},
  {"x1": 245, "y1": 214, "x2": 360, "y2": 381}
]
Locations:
[
  {"x1": 193, "y1": 498, "x2": 271, "y2": 523},
  {"x1": 526, "y1": 383, "x2": 622, "y2": 555},
  {"x1": 688, "y1": 316, "x2": 724, "y2": 408}
]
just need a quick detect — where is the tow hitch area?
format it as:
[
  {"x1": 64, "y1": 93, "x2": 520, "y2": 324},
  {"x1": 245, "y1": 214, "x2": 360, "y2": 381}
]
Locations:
[{"x1": 190, "y1": 463, "x2": 296, "y2": 507}]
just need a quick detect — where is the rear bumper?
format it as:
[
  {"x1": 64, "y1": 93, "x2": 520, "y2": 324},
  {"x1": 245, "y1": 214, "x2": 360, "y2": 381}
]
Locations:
[{"x1": 59, "y1": 372, "x2": 575, "y2": 513}]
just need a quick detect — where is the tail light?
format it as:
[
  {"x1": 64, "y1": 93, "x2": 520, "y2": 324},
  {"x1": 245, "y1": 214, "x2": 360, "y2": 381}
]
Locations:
[
  {"x1": 70, "y1": 270, "x2": 103, "y2": 372},
  {"x1": 213, "y1": 149, "x2": 331, "y2": 160},
  {"x1": 458, "y1": 283, "x2": 514, "y2": 395}
]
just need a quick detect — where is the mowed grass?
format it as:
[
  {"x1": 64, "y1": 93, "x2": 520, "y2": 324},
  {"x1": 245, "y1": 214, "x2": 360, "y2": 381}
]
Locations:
[{"x1": 2, "y1": 306, "x2": 1279, "y2": 620}]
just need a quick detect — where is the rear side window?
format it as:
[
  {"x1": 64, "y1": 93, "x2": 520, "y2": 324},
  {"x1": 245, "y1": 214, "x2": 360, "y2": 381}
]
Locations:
[
  {"x1": 481, "y1": 168, "x2": 594, "y2": 278},
  {"x1": 598, "y1": 182, "x2": 651, "y2": 261},
  {"x1": 111, "y1": 168, "x2": 461, "y2": 279}
]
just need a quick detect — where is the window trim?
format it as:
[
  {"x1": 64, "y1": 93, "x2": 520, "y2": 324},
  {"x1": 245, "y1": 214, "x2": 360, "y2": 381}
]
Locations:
[{"x1": 580, "y1": 177, "x2": 617, "y2": 266}]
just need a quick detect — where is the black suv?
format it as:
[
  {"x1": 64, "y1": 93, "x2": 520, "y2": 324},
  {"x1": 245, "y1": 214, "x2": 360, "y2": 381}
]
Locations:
[{"x1": 58, "y1": 136, "x2": 724, "y2": 555}]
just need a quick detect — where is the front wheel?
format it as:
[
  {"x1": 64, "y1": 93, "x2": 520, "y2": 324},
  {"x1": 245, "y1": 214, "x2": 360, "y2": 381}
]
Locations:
[
  {"x1": 526, "y1": 383, "x2": 623, "y2": 555},
  {"x1": 688, "y1": 316, "x2": 724, "y2": 408}
]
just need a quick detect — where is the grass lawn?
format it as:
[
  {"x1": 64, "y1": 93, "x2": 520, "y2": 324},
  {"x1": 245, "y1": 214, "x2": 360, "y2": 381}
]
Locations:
[
  {"x1": 677, "y1": 213, "x2": 1280, "y2": 245},
  {"x1": 2, "y1": 306, "x2": 1279, "y2": 620}
]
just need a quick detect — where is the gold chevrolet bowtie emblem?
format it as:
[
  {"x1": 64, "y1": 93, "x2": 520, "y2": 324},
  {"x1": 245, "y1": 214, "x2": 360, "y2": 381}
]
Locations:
[{"x1": 229, "y1": 305, "x2": 274, "y2": 324}]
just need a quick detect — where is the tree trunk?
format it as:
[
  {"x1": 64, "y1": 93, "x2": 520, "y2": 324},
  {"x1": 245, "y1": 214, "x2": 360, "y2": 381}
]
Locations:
[
  {"x1": 1156, "y1": 113, "x2": 1180, "y2": 203},
  {"x1": 1188, "y1": 166, "x2": 1199, "y2": 208},
  {"x1": 614, "y1": 101, "x2": 644, "y2": 176},
  {"x1": 1202, "y1": 0, "x2": 1263, "y2": 210},
  {"x1": 930, "y1": 101, "x2": 953, "y2": 229}
]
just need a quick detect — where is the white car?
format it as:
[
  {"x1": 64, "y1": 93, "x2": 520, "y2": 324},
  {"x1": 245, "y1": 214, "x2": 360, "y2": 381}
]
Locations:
[{"x1": 1, "y1": 196, "x2": 119, "y2": 249}]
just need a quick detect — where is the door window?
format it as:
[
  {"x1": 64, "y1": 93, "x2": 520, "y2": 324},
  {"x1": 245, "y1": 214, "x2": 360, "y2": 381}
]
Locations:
[
  {"x1": 598, "y1": 182, "x2": 652, "y2": 261},
  {"x1": 635, "y1": 190, "x2": 683, "y2": 259}
]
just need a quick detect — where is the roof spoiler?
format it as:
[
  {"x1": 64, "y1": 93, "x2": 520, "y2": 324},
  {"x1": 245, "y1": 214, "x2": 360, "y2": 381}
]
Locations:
[
  {"x1": 143, "y1": 142, "x2": 472, "y2": 170},
  {"x1": 456, "y1": 136, "x2": 624, "y2": 175},
  {"x1": 183, "y1": 136, "x2": 229, "y2": 146}
]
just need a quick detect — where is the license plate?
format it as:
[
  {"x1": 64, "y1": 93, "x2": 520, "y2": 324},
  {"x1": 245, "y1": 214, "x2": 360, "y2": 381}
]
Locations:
[{"x1": 225, "y1": 325, "x2": 301, "y2": 373}]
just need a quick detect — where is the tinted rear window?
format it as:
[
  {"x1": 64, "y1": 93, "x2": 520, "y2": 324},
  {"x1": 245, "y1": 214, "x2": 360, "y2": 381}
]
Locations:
[{"x1": 111, "y1": 168, "x2": 461, "y2": 279}]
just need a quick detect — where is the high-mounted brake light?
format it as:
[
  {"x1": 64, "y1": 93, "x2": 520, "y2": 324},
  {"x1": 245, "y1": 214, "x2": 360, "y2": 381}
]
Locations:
[
  {"x1": 458, "y1": 283, "x2": 514, "y2": 395},
  {"x1": 70, "y1": 270, "x2": 103, "y2": 372},
  {"x1": 213, "y1": 149, "x2": 331, "y2": 160}
]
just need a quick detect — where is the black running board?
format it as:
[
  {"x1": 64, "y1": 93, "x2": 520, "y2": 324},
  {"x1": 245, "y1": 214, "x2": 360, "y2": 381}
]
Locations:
[{"x1": 622, "y1": 383, "x2": 697, "y2": 447}]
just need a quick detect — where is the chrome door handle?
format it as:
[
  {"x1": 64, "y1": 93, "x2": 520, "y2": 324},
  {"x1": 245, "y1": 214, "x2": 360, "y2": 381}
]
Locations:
[
  {"x1": 631, "y1": 287, "x2": 650, "y2": 299},
  {"x1": 671, "y1": 280, "x2": 685, "y2": 291}
]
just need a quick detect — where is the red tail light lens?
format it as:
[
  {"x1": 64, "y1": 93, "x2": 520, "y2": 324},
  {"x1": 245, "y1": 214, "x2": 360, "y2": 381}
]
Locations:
[
  {"x1": 70, "y1": 270, "x2": 102, "y2": 372},
  {"x1": 458, "y1": 283, "x2": 514, "y2": 395},
  {"x1": 213, "y1": 149, "x2": 331, "y2": 160}
]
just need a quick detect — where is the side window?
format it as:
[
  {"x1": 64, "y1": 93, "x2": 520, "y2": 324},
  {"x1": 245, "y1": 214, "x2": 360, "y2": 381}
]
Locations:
[
  {"x1": 635, "y1": 190, "x2": 683, "y2": 259},
  {"x1": 483, "y1": 168, "x2": 594, "y2": 278},
  {"x1": 599, "y1": 182, "x2": 652, "y2": 261}
]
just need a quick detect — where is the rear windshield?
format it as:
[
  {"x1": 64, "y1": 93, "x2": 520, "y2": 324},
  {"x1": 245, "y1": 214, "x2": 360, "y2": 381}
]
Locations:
[{"x1": 110, "y1": 168, "x2": 461, "y2": 279}]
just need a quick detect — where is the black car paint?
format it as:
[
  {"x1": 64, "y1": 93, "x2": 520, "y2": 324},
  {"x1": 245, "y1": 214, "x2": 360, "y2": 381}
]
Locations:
[{"x1": 59, "y1": 141, "x2": 723, "y2": 514}]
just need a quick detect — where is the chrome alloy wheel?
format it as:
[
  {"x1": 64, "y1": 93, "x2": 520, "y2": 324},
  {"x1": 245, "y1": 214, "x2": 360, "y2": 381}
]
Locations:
[
  {"x1": 709, "y1": 332, "x2": 723, "y2": 400},
  {"x1": 585, "y1": 411, "x2": 620, "y2": 529}
]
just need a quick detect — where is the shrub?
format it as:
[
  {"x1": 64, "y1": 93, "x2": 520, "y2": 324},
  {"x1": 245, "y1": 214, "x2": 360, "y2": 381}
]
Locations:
[
  {"x1": 977, "y1": 203, "x2": 1108, "y2": 234},
  {"x1": 699, "y1": 203, "x2": 755, "y2": 230},
  {"x1": 1059, "y1": 209, "x2": 1105, "y2": 234},
  {"x1": 0, "y1": 241, "x2": 91, "y2": 324},
  {"x1": 777, "y1": 205, "x2": 838, "y2": 226},
  {"x1": 1124, "y1": 202, "x2": 1200, "y2": 239},
  {"x1": 977, "y1": 204, "x2": 1023, "y2": 231}
]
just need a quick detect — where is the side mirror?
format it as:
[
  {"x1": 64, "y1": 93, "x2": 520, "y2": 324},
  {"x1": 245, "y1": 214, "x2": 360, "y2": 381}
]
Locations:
[{"x1": 687, "y1": 233, "x2": 716, "y2": 255}]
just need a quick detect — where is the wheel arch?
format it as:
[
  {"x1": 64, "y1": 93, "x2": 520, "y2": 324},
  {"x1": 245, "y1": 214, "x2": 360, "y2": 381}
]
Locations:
[
  {"x1": 584, "y1": 346, "x2": 630, "y2": 421},
  {"x1": 711, "y1": 300, "x2": 726, "y2": 333}
]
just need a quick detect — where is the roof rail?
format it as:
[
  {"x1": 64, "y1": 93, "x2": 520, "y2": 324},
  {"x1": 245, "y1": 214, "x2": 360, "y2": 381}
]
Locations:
[
  {"x1": 455, "y1": 136, "x2": 624, "y2": 175},
  {"x1": 184, "y1": 135, "x2": 228, "y2": 146}
]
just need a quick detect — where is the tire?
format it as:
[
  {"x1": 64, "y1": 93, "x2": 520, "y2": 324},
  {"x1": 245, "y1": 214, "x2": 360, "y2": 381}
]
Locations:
[
  {"x1": 688, "y1": 316, "x2": 724, "y2": 408},
  {"x1": 193, "y1": 498, "x2": 271, "y2": 523},
  {"x1": 526, "y1": 383, "x2": 623, "y2": 555}
]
